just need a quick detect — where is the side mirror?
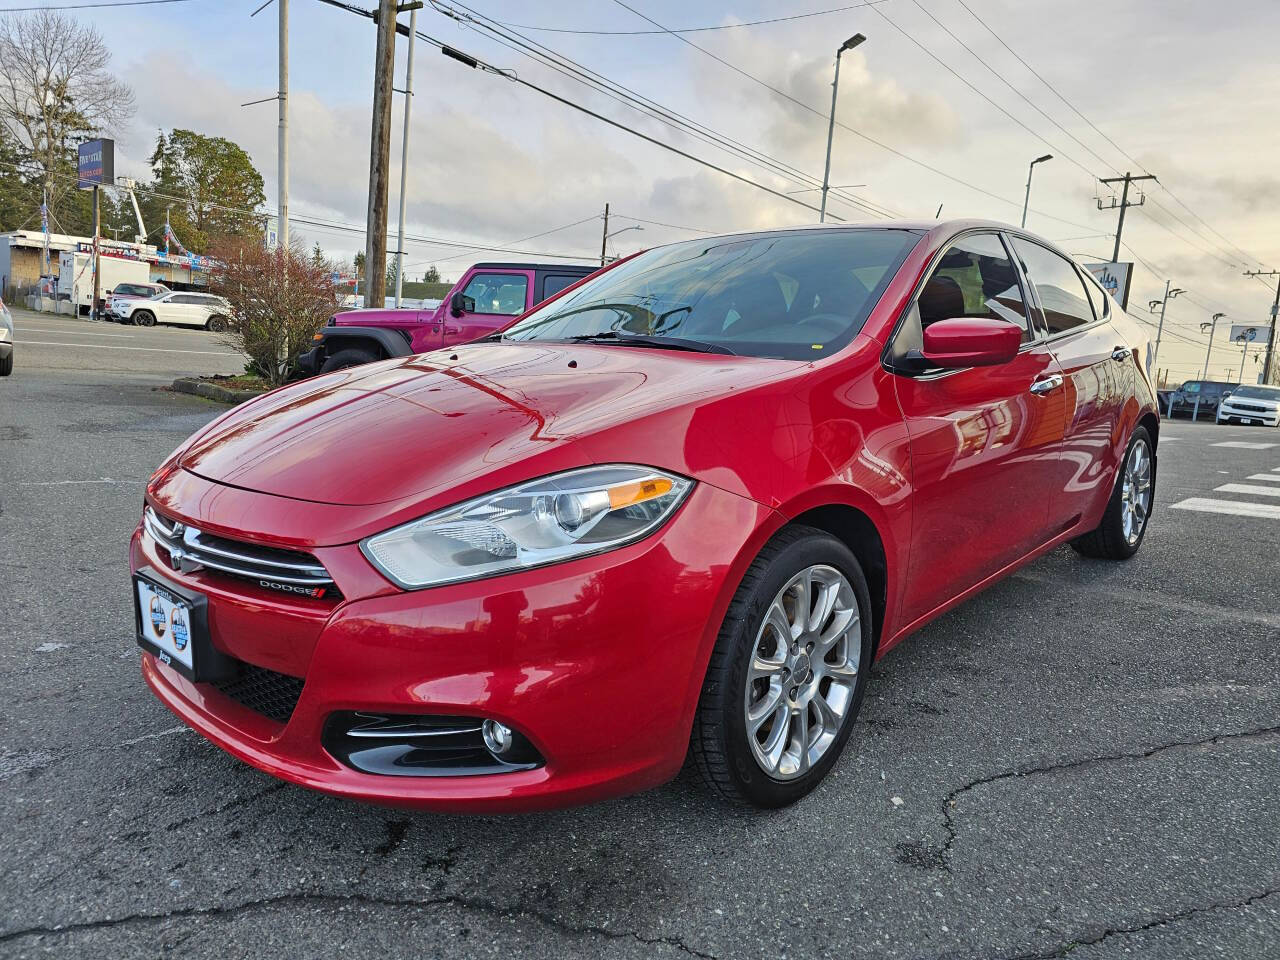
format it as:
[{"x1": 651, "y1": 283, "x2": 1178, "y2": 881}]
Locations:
[
  {"x1": 921, "y1": 317, "x2": 1023, "y2": 369},
  {"x1": 449, "y1": 291, "x2": 467, "y2": 317}
]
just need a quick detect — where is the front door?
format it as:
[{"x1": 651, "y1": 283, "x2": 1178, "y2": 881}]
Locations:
[
  {"x1": 1009, "y1": 236, "x2": 1128, "y2": 529},
  {"x1": 891, "y1": 231, "x2": 1069, "y2": 624},
  {"x1": 442, "y1": 271, "x2": 532, "y2": 346}
]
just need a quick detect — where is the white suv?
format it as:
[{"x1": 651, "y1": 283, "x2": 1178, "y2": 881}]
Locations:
[
  {"x1": 1217, "y1": 384, "x2": 1280, "y2": 427},
  {"x1": 114, "y1": 291, "x2": 232, "y2": 331}
]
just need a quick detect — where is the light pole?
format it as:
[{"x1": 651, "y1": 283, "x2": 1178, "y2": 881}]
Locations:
[
  {"x1": 1236, "y1": 334, "x2": 1252, "y2": 384},
  {"x1": 601, "y1": 225, "x2": 643, "y2": 264},
  {"x1": 1148, "y1": 281, "x2": 1184, "y2": 371},
  {"x1": 819, "y1": 32, "x2": 866, "y2": 224},
  {"x1": 1020, "y1": 154, "x2": 1053, "y2": 228},
  {"x1": 1200, "y1": 312, "x2": 1225, "y2": 380}
]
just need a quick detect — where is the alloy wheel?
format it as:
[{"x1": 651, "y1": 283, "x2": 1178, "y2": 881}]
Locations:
[
  {"x1": 1120, "y1": 437, "x2": 1152, "y2": 546},
  {"x1": 743, "y1": 564, "x2": 861, "y2": 780}
]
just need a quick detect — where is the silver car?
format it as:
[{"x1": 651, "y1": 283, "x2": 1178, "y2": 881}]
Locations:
[{"x1": 0, "y1": 297, "x2": 13, "y2": 376}]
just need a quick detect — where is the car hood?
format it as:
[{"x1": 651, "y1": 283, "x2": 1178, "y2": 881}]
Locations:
[{"x1": 179, "y1": 341, "x2": 791, "y2": 507}]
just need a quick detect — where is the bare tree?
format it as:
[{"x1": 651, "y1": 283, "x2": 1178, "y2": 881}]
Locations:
[
  {"x1": 208, "y1": 237, "x2": 345, "y2": 388},
  {"x1": 0, "y1": 10, "x2": 134, "y2": 222}
]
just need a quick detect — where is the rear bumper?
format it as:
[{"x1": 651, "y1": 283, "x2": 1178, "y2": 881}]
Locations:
[{"x1": 131, "y1": 481, "x2": 771, "y2": 811}]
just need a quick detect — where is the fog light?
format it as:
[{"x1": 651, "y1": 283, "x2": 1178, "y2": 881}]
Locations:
[{"x1": 482, "y1": 719, "x2": 514, "y2": 755}]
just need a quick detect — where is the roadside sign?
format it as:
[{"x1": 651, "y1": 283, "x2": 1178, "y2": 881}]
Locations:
[
  {"x1": 1229, "y1": 324, "x2": 1270, "y2": 344},
  {"x1": 77, "y1": 140, "x2": 115, "y2": 188},
  {"x1": 266, "y1": 219, "x2": 279, "y2": 251},
  {"x1": 1083, "y1": 261, "x2": 1132, "y2": 309}
]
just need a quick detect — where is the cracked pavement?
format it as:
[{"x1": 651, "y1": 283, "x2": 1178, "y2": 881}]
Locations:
[{"x1": 2, "y1": 312, "x2": 1278, "y2": 958}]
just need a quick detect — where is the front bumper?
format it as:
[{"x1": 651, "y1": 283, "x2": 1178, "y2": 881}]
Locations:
[
  {"x1": 296, "y1": 346, "x2": 322, "y2": 376},
  {"x1": 1218, "y1": 406, "x2": 1280, "y2": 426},
  {"x1": 131, "y1": 479, "x2": 770, "y2": 811}
]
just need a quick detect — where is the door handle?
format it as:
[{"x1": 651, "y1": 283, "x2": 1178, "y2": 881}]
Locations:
[
  {"x1": 1029, "y1": 374, "x2": 1064, "y2": 396},
  {"x1": 444, "y1": 325, "x2": 461, "y2": 335},
  {"x1": 1110, "y1": 346, "x2": 1129, "y2": 362}
]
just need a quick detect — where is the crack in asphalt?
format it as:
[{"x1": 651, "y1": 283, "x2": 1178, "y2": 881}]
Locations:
[
  {"x1": 164, "y1": 782, "x2": 288, "y2": 833},
  {"x1": 0, "y1": 891, "x2": 719, "y2": 959},
  {"x1": 998, "y1": 887, "x2": 1280, "y2": 959},
  {"x1": 937, "y1": 724, "x2": 1280, "y2": 872}
]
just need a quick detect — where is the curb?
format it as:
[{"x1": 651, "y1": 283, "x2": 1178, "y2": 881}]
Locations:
[{"x1": 171, "y1": 378, "x2": 264, "y2": 405}]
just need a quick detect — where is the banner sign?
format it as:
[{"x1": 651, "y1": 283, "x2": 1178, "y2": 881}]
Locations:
[
  {"x1": 77, "y1": 139, "x2": 115, "y2": 187},
  {"x1": 1083, "y1": 261, "x2": 1133, "y2": 310}
]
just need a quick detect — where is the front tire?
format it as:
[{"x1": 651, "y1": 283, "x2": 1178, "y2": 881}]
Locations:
[
  {"x1": 0, "y1": 351, "x2": 12, "y2": 376},
  {"x1": 133, "y1": 310, "x2": 156, "y2": 328},
  {"x1": 206, "y1": 315, "x2": 228, "y2": 333},
  {"x1": 1071, "y1": 426, "x2": 1154, "y2": 560},
  {"x1": 691, "y1": 526, "x2": 873, "y2": 808}
]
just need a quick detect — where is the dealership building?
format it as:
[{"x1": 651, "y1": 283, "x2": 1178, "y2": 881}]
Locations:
[{"x1": 0, "y1": 229, "x2": 209, "y2": 301}]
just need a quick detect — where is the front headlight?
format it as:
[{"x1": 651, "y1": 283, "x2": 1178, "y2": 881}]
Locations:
[{"x1": 361, "y1": 464, "x2": 694, "y2": 589}]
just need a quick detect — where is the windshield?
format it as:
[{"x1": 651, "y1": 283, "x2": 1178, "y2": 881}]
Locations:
[
  {"x1": 1229, "y1": 385, "x2": 1280, "y2": 400},
  {"x1": 501, "y1": 228, "x2": 921, "y2": 360}
]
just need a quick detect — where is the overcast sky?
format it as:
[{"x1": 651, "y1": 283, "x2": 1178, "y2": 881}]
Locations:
[{"x1": 69, "y1": 0, "x2": 1280, "y2": 383}]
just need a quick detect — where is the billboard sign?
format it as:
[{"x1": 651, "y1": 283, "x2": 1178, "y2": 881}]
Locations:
[
  {"x1": 1083, "y1": 261, "x2": 1133, "y2": 310},
  {"x1": 1228, "y1": 324, "x2": 1270, "y2": 345},
  {"x1": 77, "y1": 139, "x2": 115, "y2": 188}
]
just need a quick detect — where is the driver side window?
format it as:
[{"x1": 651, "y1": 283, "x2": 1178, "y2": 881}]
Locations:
[
  {"x1": 918, "y1": 233, "x2": 1032, "y2": 340},
  {"x1": 460, "y1": 273, "x2": 528, "y2": 316}
]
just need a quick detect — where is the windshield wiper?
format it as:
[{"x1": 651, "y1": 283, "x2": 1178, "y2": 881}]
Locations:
[{"x1": 565, "y1": 331, "x2": 735, "y2": 355}]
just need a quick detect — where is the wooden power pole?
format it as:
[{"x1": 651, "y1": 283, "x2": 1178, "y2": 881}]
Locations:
[
  {"x1": 364, "y1": 0, "x2": 398, "y2": 309},
  {"x1": 1097, "y1": 171, "x2": 1156, "y2": 264}
]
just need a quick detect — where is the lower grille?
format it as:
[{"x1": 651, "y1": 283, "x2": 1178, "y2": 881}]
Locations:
[{"x1": 211, "y1": 663, "x2": 305, "y2": 725}]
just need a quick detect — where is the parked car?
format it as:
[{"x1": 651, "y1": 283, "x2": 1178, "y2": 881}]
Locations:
[
  {"x1": 0, "y1": 296, "x2": 13, "y2": 376},
  {"x1": 131, "y1": 220, "x2": 1158, "y2": 812},
  {"x1": 1162, "y1": 379, "x2": 1238, "y2": 419},
  {"x1": 296, "y1": 261, "x2": 599, "y2": 375},
  {"x1": 113, "y1": 291, "x2": 232, "y2": 331},
  {"x1": 106, "y1": 281, "x2": 169, "y2": 317},
  {"x1": 1216, "y1": 383, "x2": 1280, "y2": 426}
]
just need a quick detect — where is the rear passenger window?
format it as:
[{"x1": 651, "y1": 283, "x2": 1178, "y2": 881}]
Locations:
[
  {"x1": 1010, "y1": 239, "x2": 1096, "y2": 335},
  {"x1": 542, "y1": 275, "x2": 580, "y2": 300},
  {"x1": 917, "y1": 233, "x2": 1032, "y2": 340}
]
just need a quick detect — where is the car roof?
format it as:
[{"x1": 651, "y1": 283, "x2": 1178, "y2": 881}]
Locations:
[{"x1": 473, "y1": 262, "x2": 597, "y2": 272}]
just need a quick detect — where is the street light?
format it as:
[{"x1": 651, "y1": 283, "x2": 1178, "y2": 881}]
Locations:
[
  {"x1": 601, "y1": 225, "x2": 642, "y2": 264},
  {"x1": 1200, "y1": 312, "x2": 1225, "y2": 380},
  {"x1": 1020, "y1": 154, "x2": 1053, "y2": 228},
  {"x1": 819, "y1": 32, "x2": 866, "y2": 223},
  {"x1": 787, "y1": 183, "x2": 866, "y2": 195},
  {"x1": 1148, "y1": 283, "x2": 1184, "y2": 371}
]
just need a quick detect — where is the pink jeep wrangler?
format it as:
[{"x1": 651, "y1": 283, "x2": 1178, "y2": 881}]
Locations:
[{"x1": 297, "y1": 261, "x2": 598, "y2": 376}]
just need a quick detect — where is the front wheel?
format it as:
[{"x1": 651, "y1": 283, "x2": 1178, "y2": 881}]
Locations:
[
  {"x1": 320, "y1": 348, "x2": 378, "y2": 373},
  {"x1": 691, "y1": 526, "x2": 873, "y2": 808},
  {"x1": 1071, "y1": 426, "x2": 1154, "y2": 560},
  {"x1": 206, "y1": 314, "x2": 228, "y2": 333},
  {"x1": 133, "y1": 310, "x2": 156, "y2": 328}
]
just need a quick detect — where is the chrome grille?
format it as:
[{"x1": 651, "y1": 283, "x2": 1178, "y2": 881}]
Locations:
[
  {"x1": 144, "y1": 506, "x2": 336, "y2": 595},
  {"x1": 1230, "y1": 402, "x2": 1270, "y2": 414}
]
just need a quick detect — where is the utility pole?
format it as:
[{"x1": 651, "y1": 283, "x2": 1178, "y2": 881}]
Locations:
[
  {"x1": 1098, "y1": 171, "x2": 1157, "y2": 263},
  {"x1": 1243, "y1": 269, "x2": 1280, "y2": 385},
  {"x1": 278, "y1": 0, "x2": 289, "y2": 249},
  {"x1": 600, "y1": 203, "x2": 610, "y2": 266},
  {"x1": 365, "y1": 0, "x2": 398, "y2": 310},
  {"x1": 1148, "y1": 281, "x2": 1183, "y2": 371},
  {"x1": 393, "y1": 4, "x2": 417, "y2": 308}
]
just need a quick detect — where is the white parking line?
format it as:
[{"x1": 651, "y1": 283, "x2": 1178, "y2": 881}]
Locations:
[
  {"x1": 1214, "y1": 483, "x2": 1280, "y2": 498},
  {"x1": 1211, "y1": 441, "x2": 1278, "y2": 449},
  {"x1": 16, "y1": 339, "x2": 236, "y2": 357},
  {"x1": 1246, "y1": 474, "x2": 1280, "y2": 482},
  {"x1": 1171, "y1": 497, "x2": 1280, "y2": 519},
  {"x1": 19, "y1": 326, "x2": 136, "y2": 338}
]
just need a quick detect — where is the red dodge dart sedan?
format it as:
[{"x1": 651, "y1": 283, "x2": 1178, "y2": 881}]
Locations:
[{"x1": 132, "y1": 221, "x2": 1158, "y2": 810}]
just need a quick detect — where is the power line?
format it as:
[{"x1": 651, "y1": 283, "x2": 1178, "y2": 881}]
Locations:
[
  {"x1": 601, "y1": 0, "x2": 1102, "y2": 232},
  {"x1": 498, "y1": 1, "x2": 891, "y2": 36},
  {"x1": 0, "y1": 0, "x2": 194, "y2": 9},
  {"x1": 611, "y1": 213, "x2": 716, "y2": 234}
]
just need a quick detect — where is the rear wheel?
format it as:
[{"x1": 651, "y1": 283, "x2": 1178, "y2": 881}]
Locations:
[
  {"x1": 206, "y1": 314, "x2": 228, "y2": 333},
  {"x1": 691, "y1": 526, "x2": 873, "y2": 808},
  {"x1": 1071, "y1": 426, "x2": 1154, "y2": 560},
  {"x1": 133, "y1": 310, "x2": 156, "y2": 327},
  {"x1": 0, "y1": 351, "x2": 12, "y2": 376},
  {"x1": 320, "y1": 348, "x2": 379, "y2": 373}
]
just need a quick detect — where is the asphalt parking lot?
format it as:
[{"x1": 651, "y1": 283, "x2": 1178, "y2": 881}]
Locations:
[{"x1": 2, "y1": 308, "x2": 1277, "y2": 959}]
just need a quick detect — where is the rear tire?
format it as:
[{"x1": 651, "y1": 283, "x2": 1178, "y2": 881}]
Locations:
[
  {"x1": 133, "y1": 310, "x2": 156, "y2": 328},
  {"x1": 1071, "y1": 426, "x2": 1154, "y2": 561},
  {"x1": 320, "y1": 348, "x2": 379, "y2": 373},
  {"x1": 0, "y1": 351, "x2": 12, "y2": 376},
  {"x1": 691, "y1": 525, "x2": 873, "y2": 809}
]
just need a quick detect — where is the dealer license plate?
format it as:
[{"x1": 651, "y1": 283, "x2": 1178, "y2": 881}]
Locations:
[{"x1": 135, "y1": 576, "x2": 196, "y2": 671}]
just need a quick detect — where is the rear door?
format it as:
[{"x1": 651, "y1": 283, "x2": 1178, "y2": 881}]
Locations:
[
  {"x1": 1008, "y1": 236, "x2": 1126, "y2": 529},
  {"x1": 891, "y1": 231, "x2": 1069, "y2": 624},
  {"x1": 442, "y1": 270, "x2": 533, "y2": 346}
]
